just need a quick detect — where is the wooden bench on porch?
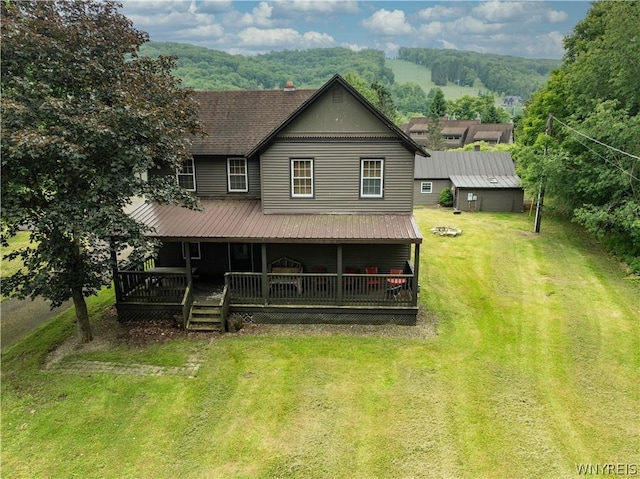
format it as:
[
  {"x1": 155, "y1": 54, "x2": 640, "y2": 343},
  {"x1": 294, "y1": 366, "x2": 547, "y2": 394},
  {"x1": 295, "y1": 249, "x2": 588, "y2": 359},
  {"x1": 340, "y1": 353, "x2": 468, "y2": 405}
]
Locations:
[{"x1": 269, "y1": 257, "x2": 303, "y2": 294}]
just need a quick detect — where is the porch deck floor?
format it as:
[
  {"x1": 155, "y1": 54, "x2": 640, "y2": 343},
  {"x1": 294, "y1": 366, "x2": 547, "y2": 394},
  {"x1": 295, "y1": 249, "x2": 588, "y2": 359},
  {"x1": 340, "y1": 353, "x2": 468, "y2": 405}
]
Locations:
[{"x1": 193, "y1": 282, "x2": 225, "y2": 304}]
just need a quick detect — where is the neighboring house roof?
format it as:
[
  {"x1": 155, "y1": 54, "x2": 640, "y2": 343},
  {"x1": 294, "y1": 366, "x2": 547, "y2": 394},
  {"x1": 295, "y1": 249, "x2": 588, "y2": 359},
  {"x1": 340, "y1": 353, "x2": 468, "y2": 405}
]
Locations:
[
  {"x1": 450, "y1": 175, "x2": 522, "y2": 189},
  {"x1": 472, "y1": 130, "x2": 503, "y2": 141},
  {"x1": 404, "y1": 117, "x2": 513, "y2": 148},
  {"x1": 414, "y1": 151, "x2": 521, "y2": 187},
  {"x1": 130, "y1": 200, "x2": 422, "y2": 244},
  {"x1": 442, "y1": 127, "x2": 469, "y2": 136},
  {"x1": 190, "y1": 74, "x2": 428, "y2": 158}
]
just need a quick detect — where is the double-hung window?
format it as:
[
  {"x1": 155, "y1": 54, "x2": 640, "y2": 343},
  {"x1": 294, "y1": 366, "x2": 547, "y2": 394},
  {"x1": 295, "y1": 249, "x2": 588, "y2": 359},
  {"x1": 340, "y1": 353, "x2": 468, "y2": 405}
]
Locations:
[
  {"x1": 420, "y1": 181, "x2": 433, "y2": 194},
  {"x1": 360, "y1": 159, "x2": 383, "y2": 198},
  {"x1": 291, "y1": 159, "x2": 313, "y2": 198},
  {"x1": 177, "y1": 158, "x2": 196, "y2": 191},
  {"x1": 227, "y1": 158, "x2": 248, "y2": 192}
]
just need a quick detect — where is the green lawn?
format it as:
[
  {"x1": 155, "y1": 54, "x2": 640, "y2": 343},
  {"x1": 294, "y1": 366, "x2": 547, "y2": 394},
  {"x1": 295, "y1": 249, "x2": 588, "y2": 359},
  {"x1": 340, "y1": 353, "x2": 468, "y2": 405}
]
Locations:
[{"x1": 2, "y1": 209, "x2": 638, "y2": 478}]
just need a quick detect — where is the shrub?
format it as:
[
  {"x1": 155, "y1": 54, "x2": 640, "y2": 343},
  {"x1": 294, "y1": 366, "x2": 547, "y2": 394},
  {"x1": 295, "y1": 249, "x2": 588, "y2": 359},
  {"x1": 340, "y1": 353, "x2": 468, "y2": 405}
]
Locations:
[{"x1": 439, "y1": 187, "x2": 453, "y2": 207}]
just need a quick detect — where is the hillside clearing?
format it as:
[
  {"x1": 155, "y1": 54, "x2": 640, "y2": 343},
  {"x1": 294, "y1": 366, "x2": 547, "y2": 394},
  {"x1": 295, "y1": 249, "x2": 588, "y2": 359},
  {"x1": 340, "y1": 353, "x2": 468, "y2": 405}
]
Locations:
[{"x1": 387, "y1": 59, "x2": 490, "y2": 100}]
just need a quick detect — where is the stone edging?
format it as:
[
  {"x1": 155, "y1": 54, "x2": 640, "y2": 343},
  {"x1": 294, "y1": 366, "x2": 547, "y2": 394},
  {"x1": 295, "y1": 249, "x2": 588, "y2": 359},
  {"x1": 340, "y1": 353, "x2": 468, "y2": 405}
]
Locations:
[{"x1": 44, "y1": 354, "x2": 201, "y2": 378}]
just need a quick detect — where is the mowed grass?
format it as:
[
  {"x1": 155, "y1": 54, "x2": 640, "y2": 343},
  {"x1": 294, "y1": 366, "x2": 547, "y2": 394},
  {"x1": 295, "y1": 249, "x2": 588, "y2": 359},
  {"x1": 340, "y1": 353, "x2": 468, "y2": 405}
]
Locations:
[{"x1": 2, "y1": 209, "x2": 639, "y2": 478}]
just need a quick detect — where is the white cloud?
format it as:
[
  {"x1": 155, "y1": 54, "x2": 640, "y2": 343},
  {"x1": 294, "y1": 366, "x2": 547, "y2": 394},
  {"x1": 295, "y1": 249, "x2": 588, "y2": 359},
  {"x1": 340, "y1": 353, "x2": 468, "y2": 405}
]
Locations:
[
  {"x1": 239, "y1": 2, "x2": 275, "y2": 27},
  {"x1": 361, "y1": 9, "x2": 414, "y2": 36},
  {"x1": 451, "y1": 16, "x2": 504, "y2": 35},
  {"x1": 237, "y1": 27, "x2": 334, "y2": 48},
  {"x1": 547, "y1": 10, "x2": 568, "y2": 23},
  {"x1": 417, "y1": 21, "x2": 445, "y2": 39},
  {"x1": 342, "y1": 43, "x2": 367, "y2": 52},
  {"x1": 472, "y1": 1, "x2": 530, "y2": 23},
  {"x1": 440, "y1": 40, "x2": 458, "y2": 50},
  {"x1": 417, "y1": 5, "x2": 460, "y2": 21},
  {"x1": 381, "y1": 42, "x2": 400, "y2": 57},
  {"x1": 274, "y1": 0, "x2": 360, "y2": 14},
  {"x1": 176, "y1": 24, "x2": 225, "y2": 40}
]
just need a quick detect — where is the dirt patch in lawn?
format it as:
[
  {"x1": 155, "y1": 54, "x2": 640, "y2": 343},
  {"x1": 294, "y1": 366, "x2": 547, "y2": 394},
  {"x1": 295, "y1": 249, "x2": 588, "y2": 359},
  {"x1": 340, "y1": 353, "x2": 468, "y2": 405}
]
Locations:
[{"x1": 44, "y1": 305, "x2": 437, "y2": 368}]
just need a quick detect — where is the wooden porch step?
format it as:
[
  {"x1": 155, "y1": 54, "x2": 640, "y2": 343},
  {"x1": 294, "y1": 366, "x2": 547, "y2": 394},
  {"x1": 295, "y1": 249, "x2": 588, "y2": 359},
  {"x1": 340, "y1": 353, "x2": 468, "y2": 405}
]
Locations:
[{"x1": 187, "y1": 304, "x2": 223, "y2": 331}]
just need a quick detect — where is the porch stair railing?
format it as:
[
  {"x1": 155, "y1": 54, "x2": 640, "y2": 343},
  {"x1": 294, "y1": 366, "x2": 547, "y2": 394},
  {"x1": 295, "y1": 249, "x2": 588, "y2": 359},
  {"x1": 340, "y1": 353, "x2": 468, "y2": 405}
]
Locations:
[{"x1": 186, "y1": 286, "x2": 229, "y2": 332}]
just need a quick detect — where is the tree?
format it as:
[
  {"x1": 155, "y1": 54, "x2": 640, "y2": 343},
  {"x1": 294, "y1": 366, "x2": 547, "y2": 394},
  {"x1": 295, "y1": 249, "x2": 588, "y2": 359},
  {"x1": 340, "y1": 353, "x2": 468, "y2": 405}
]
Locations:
[
  {"x1": 428, "y1": 88, "x2": 447, "y2": 119},
  {"x1": 345, "y1": 73, "x2": 400, "y2": 124},
  {"x1": 1, "y1": 0, "x2": 202, "y2": 341},
  {"x1": 514, "y1": 0, "x2": 640, "y2": 272}
]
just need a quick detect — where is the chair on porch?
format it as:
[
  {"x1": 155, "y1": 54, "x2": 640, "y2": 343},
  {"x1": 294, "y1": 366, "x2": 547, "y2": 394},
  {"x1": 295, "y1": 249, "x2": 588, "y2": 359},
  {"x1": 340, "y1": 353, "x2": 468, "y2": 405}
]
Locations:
[
  {"x1": 386, "y1": 268, "x2": 407, "y2": 300},
  {"x1": 364, "y1": 266, "x2": 382, "y2": 291}
]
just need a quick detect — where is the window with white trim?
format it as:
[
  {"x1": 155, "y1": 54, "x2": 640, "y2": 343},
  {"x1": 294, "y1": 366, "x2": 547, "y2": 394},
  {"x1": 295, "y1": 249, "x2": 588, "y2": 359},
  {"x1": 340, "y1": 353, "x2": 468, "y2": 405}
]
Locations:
[
  {"x1": 182, "y1": 242, "x2": 201, "y2": 260},
  {"x1": 360, "y1": 159, "x2": 383, "y2": 198},
  {"x1": 227, "y1": 158, "x2": 248, "y2": 192},
  {"x1": 291, "y1": 159, "x2": 313, "y2": 197},
  {"x1": 420, "y1": 181, "x2": 433, "y2": 194},
  {"x1": 177, "y1": 158, "x2": 196, "y2": 191}
]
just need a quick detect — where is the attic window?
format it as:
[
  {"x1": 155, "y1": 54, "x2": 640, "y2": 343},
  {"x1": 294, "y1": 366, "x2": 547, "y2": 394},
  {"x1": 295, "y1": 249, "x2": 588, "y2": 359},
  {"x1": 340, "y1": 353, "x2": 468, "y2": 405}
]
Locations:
[{"x1": 332, "y1": 88, "x2": 344, "y2": 103}]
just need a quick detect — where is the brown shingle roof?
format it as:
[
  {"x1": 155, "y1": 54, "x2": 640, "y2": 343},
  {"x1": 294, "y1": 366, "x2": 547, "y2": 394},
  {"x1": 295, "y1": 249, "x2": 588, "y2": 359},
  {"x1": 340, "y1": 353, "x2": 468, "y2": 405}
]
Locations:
[
  {"x1": 189, "y1": 89, "x2": 316, "y2": 156},
  {"x1": 130, "y1": 200, "x2": 422, "y2": 244}
]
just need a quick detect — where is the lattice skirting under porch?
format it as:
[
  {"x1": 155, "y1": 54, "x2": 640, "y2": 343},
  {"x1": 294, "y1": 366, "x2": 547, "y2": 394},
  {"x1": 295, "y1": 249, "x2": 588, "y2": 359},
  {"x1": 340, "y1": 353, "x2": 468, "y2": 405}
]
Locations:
[
  {"x1": 115, "y1": 306, "x2": 180, "y2": 323},
  {"x1": 250, "y1": 310, "x2": 416, "y2": 326}
]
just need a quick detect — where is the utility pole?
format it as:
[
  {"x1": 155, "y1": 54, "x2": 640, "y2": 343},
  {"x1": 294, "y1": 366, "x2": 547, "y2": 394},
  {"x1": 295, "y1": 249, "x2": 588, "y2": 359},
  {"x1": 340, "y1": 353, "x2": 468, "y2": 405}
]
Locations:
[{"x1": 534, "y1": 114, "x2": 552, "y2": 234}]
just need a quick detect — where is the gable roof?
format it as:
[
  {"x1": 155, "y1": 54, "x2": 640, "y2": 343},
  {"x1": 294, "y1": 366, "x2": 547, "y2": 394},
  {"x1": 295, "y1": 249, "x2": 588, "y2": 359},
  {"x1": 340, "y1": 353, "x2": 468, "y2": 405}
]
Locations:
[
  {"x1": 189, "y1": 89, "x2": 316, "y2": 156},
  {"x1": 189, "y1": 75, "x2": 428, "y2": 158},
  {"x1": 248, "y1": 74, "x2": 428, "y2": 158},
  {"x1": 414, "y1": 151, "x2": 519, "y2": 182}
]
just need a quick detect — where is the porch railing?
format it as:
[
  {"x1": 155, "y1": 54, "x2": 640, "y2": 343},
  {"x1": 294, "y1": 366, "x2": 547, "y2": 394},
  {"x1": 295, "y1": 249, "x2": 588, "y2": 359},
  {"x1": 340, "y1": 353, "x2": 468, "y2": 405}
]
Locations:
[
  {"x1": 115, "y1": 271, "x2": 187, "y2": 303},
  {"x1": 181, "y1": 283, "x2": 194, "y2": 328},
  {"x1": 225, "y1": 272, "x2": 415, "y2": 307}
]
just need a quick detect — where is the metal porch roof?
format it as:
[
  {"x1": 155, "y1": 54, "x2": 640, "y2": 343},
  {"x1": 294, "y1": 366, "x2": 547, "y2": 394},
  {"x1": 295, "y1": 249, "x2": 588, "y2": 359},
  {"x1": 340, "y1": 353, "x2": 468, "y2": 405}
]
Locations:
[{"x1": 129, "y1": 200, "x2": 422, "y2": 244}]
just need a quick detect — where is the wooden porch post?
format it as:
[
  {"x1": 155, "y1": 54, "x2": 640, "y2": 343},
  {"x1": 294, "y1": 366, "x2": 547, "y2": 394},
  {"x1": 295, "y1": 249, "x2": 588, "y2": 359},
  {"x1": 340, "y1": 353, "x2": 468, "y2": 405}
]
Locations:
[
  {"x1": 184, "y1": 241, "x2": 193, "y2": 286},
  {"x1": 413, "y1": 243, "x2": 420, "y2": 306},
  {"x1": 261, "y1": 243, "x2": 268, "y2": 303},
  {"x1": 336, "y1": 244, "x2": 343, "y2": 304},
  {"x1": 110, "y1": 238, "x2": 122, "y2": 303}
]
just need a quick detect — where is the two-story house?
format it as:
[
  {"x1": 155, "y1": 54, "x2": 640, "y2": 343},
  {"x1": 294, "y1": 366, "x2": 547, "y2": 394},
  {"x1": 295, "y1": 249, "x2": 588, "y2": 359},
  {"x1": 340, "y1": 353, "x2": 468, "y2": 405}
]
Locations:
[{"x1": 114, "y1": 75, "x2": 428, "y2": 330}]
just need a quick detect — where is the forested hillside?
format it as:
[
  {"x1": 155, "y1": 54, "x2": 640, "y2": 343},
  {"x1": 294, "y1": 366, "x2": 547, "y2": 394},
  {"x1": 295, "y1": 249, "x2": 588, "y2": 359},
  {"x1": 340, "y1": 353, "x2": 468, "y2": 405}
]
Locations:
[
  {"x1": 140, "y1": 41, "x2": 556, "y2": 100},
  {"x1": 139, "y1": 42, "x2": 393, "y2": 90},
  {"x1": 398, "y1": 47, "x2": 559, "y2": 98}
]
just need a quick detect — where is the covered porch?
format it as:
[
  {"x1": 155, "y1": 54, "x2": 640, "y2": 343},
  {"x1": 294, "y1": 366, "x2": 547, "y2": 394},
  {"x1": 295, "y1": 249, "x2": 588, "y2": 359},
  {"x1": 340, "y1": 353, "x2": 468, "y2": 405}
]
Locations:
[{"x1": 115, "y1": 200, "x2": 423, "y2": 329}]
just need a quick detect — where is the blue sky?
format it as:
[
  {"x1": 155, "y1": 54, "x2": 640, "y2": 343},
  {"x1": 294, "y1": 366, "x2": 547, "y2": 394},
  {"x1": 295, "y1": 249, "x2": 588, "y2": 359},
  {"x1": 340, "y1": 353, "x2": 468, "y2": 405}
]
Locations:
[{"x1": 120, "y1": 1, "x2": 592, "y2": 59}]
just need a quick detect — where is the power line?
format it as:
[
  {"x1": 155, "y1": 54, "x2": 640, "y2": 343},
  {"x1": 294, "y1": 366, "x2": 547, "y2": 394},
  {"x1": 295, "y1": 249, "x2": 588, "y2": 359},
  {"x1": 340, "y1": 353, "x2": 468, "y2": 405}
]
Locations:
[{"x1": 550, "y1": 114, "x2": 640, "y2": 162}]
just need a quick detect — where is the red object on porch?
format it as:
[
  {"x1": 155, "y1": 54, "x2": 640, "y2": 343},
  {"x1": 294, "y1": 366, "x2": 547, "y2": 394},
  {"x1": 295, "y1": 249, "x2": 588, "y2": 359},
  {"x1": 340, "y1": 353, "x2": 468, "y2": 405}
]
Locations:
[
  {"x1": 311, "y1": 266, "x2": 328, "y2": 291},
  {"x1": 387, "y1": 268, "x2": 407, "y2": 287},
  {"x1": 365, "y1": 266, "x2": 381, "y2": 290}
]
